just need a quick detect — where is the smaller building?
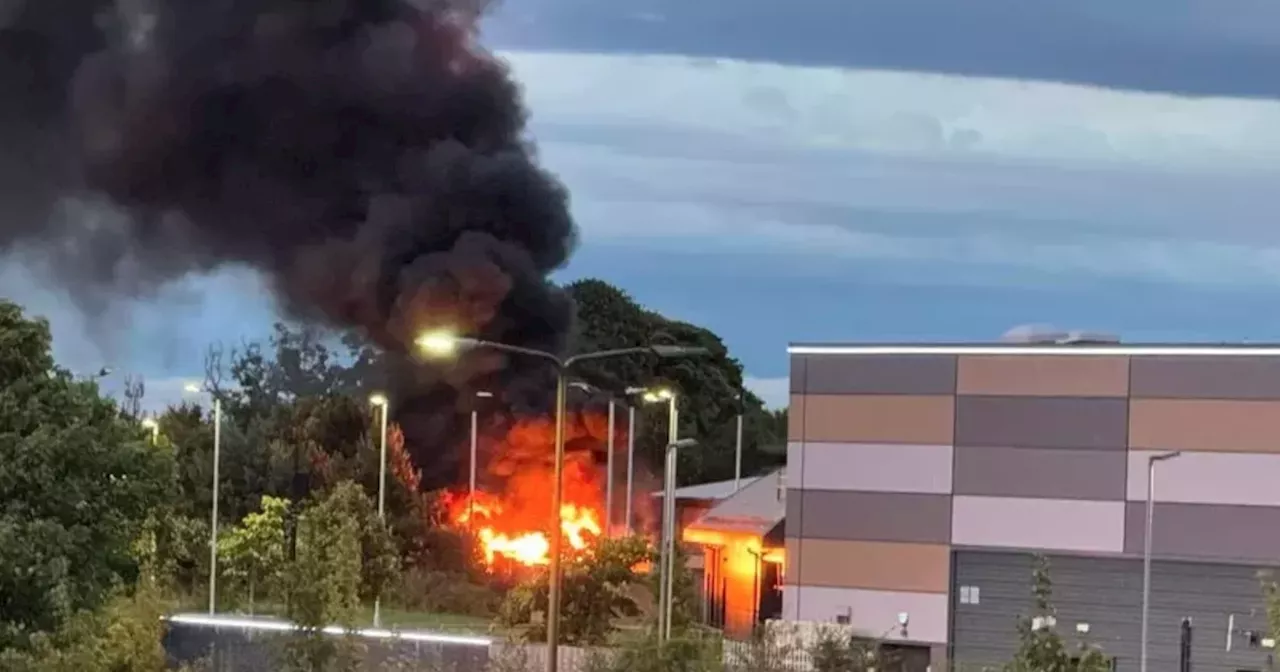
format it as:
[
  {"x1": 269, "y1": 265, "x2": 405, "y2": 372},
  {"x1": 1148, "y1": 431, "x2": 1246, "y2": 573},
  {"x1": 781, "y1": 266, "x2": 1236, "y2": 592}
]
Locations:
[{"x1": 677, "y1": 470, "x2": 787, "y2": 637}]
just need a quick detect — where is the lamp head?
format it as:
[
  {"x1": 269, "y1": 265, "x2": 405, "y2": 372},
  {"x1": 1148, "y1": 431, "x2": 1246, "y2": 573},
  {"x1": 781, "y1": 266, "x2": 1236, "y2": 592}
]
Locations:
[
  {"x1": 416, "y1": 331, "x2": 463, "y2": 357},
  {"x1": 643, "y1": 388, "x2": 674, "y2": 403},
  {"x1": 369, "y1": 393, "x2": 388, "y2": 407},
  {"x1": 141, "y1": 418, "x2": 158, "y2": 430},
  {"x1": 650, "y1": 345, "x2": 711, "y2": 359},
  {"x1": 183, "y1": 383, "x2": 201, "y2": 394}
]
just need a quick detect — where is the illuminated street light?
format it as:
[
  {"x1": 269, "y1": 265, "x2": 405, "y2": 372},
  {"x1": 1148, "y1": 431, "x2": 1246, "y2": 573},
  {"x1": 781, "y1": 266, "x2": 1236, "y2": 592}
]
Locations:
[
  {"x1": 416, "y1": 331, "x2": 472, "y2": 357},
  {"x1": 420, "y1": 335, "x2": 708, "y2": 671},
  {"x1": 141, "y1": 416, "x2": 160, "y2": 444}
]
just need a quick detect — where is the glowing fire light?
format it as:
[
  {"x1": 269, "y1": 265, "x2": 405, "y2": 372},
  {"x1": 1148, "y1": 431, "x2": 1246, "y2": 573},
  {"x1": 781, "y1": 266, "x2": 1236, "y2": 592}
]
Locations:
[{"x1": 448, "y1": 491, "x2": 604, "y2": 568}]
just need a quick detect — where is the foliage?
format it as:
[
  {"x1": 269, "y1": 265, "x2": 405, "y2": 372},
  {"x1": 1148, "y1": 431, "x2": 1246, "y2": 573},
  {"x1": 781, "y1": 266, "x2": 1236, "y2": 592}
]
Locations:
[
  {"x1": 497, "y1": 534, "x2": 652, "y2": 645},
  {"x1": 391, "y1": 567, "x2": 501, "y2": 619},
  {"x1": 808, "y1": 626, "x2": 884, "y2": 672},
  {"x1": 649, "y1": 541, "x2": 700, "y2": 636},
  {"x1": 583, "y1": 632, "x2": 724, "y2": 672},
  {"x1": 0, "y1": 300, "x2": 174, "y2": 649},
  {"x1": 219, "y1": 495, "x2": 289, "y2": 612},
  {"x1": 566, "y1": 279, "x2": 787, "y2": 485},
  {"x1": 1004, "y1": 555, "x2": 1112, "y2": 672},
  {"x1": 279, "y1": 483, "x2": 367, "y2": 672},
  {"x1": 0, "y1": 583, "x2": 206, "y2": 672}
]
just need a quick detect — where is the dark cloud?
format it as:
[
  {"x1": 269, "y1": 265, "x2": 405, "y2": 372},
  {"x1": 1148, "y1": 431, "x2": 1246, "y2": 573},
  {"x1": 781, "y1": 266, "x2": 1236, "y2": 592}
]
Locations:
[{"x1": 484, "y1": 0, "x2": 1280, "y2": 99}]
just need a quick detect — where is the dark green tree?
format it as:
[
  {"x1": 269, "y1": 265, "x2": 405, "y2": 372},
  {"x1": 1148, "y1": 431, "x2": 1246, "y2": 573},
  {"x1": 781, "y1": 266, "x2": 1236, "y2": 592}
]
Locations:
[
  {"x1": 0, "y1": 300, "x2": 172, "y2": 649},
  {"x1": 567, "y1": 279, "x2": 786, "y2": 485}
]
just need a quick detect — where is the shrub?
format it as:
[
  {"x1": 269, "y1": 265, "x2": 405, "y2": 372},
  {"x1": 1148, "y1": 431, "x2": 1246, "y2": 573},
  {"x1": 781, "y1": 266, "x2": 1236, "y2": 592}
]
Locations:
[{"x1": 392, "y1": 568, "x2": 502, "y2": 618}]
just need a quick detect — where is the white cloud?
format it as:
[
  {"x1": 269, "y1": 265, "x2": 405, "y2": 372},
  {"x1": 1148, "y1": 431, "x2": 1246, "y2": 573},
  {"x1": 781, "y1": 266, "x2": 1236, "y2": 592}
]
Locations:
[
  {"x1": 494, "y1": 50, "x2": 1280, "y2": 287},
  {"x1": 744, "y1": 375, "x2": 789, "y2": 410},
  {"x1": 504, "y1": 50, "x2": 1280, "y2": 170}
]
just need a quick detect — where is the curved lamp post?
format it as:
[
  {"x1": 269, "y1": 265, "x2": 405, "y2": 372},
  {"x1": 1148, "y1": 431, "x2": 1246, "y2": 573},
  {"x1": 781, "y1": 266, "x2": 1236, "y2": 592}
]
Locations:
[{"x1": 418, "y1": 332, "x2": 708, "y2": 672}]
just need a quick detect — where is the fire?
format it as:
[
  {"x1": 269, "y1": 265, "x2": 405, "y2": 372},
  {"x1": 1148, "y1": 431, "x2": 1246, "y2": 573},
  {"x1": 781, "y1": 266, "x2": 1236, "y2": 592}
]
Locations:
[
  {"x1": 451, "y1": 491, "x2": 604, "y2": 567},
  {"x1": 442, "y1": 414, "x2": 617, "y2": 569}
]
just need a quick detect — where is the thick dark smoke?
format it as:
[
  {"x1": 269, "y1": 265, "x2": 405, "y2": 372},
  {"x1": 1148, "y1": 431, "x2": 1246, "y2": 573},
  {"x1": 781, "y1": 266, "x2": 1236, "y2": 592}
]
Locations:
[{"x1": 0, "y1": 0, "x2": 578, "y2": 485}]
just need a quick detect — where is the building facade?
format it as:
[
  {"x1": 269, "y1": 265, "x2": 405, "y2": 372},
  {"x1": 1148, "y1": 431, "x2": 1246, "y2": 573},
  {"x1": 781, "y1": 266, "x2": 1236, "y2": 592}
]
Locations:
[{"x1": 785, "y1": 342, "x2": 1280, "y2": 671}]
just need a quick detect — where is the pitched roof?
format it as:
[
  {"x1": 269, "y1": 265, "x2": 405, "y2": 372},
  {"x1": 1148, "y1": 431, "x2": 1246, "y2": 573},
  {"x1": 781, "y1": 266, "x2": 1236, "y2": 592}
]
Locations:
[{"x1": 686, "y1": 468, "x2": 786, "y2": 536}]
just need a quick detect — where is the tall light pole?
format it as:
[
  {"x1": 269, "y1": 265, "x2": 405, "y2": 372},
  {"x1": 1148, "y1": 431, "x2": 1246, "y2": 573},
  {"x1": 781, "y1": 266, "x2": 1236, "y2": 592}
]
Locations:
[
  {"x1": 469, "y1": 390, "x2": 493, "y2": 528},
  {"x1": 417, "y1": 333, "x2": 708, "y2": 672},
  {"x1": 369, "y1": 392, "x2": 390, "y2": 628},
  {"x1": 625, "y1": 404, "x2": 637, "y2": 534},
  {"x1": 733, "y1": 388, "x2": 745, "y2": 493},
  {"x1": 1141, "y1": 450, "x2": 1182, "y2": 672},
  {"x1": 185, "y1": 383, "x2": 222, "y2": 615},
  {"x1": 661, "y1": 437, "x2": 698, "y2": 642},
  {"x1": 642, "y1": 388, "x2": 679, "y2": 642},
  {"x1": 606, "y1": 400, "x2": 616, "y2": 538}
]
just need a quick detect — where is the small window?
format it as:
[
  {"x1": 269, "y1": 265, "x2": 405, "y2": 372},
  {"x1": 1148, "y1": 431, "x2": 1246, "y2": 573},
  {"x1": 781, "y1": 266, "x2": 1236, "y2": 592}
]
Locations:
[{"x1": 958, "y1": 585, "x2": 981, "y2": 605}]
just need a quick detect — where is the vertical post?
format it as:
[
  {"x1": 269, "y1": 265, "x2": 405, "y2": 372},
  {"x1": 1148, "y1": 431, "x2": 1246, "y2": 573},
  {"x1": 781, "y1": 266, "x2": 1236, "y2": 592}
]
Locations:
[
  {"x1": 1179, "y1": 617, "x2": 1192, "y2": 672},
  {"x1": 733, "y1": 390, "x2": 744, "y2": 493},
  {"x1": 469, "y1": 408, "x2": 479, "y2": 527},
  {"x1": 1140, "y1": 457, "x2": 1155, "y2": 672},
  {"x1": 660, "y1": 399, "x2": 679, "y2": 643},
  {"x1": 606, "y1": 401, "x2": 615, "y2": 537},
  {"x1": 374, "y1": 400, "x2": 388, "y2": 628},
  {"x1": 545, "y1": 371, "x2": 568, "y2": 672},
  {"x1": 625, "y1": 405, "x2": 636, "y2": 534},
  {"x1": 209, "y1": 397, "x2": 221, "y2": 615}
]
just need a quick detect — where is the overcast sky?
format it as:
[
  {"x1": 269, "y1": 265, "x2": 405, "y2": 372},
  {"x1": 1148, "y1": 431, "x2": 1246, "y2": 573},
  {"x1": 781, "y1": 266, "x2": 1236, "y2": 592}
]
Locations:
[{"x1": 8, "y1": 0, "x2": 1280, "y2": 410}]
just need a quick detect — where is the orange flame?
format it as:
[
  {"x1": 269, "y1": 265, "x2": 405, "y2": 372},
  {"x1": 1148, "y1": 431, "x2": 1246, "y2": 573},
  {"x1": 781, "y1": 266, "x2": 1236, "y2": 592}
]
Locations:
[
  {"x1": 448, "y1": 491, "x2": 604, "y2": 567},
  {"x1": 439, "y1": 413, "x2": 639, "y2": 569}
]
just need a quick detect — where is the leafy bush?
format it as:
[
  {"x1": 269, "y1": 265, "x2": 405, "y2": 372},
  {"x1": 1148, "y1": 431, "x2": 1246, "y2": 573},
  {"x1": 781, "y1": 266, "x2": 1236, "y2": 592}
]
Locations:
[
  {"x1": 497, "y1": 535, "x2": 651, "y2": 645},
  {"x1": 0, "y1": 584, "x2": 207, "y2": 672},
  {"x1": 392, "y1": 567, "x2": 502, "y2": 618}
]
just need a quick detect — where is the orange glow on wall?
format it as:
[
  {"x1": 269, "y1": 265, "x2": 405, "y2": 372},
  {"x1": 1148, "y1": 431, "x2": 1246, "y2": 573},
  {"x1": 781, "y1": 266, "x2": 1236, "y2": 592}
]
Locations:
[{"x1": 684, "y1": 526, "x2": 786, "y2": 637}]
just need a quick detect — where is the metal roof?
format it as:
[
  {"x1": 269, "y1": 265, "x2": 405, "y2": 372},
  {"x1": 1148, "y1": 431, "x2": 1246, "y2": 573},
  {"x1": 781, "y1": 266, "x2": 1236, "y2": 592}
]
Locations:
[
  {"x1": 788, "y1": 343, "x2": 1280, "y2": 357},
  {"x1": 652, "y1": 476, "x2": 762, "y2": 501}
]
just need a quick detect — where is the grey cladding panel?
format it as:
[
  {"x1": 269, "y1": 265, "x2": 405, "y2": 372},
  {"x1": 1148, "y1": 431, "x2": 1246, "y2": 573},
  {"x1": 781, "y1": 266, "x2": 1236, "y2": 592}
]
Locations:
[
  {"x1": 796, "y1": 354, "x2": 957, "y2": 395},
  {"x1": 790, "y1": 354, "x2": 807, "y2": 393},
  {"x1": 1123, "y1": 501, "x2": 1280, "y2": 563},
  {"x1": 954, "y1": 395, "x2": 1128, "y2": 450},
  {"x1": 1130, "y1": 355, "x2": 1280, "y2": 400},
  {"x1": 795, "y1": 489, "x2": 951, "y2": 544},
  {"x1": 951, "y1": 551, "x2": 1272, "y2": 672},
  {"x1": 952, "y1": 446, "x2": 1127, "y2": 500}
]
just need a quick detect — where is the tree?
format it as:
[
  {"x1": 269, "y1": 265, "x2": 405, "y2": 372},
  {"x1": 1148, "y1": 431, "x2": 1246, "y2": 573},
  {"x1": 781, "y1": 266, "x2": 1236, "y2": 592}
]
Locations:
[
  {"x1": 0, "y1": 300, "x2": 173, "y2": 649},
  {"x1": 219, "y1": 496, "x2": 289, "y2": 613},
  {"x1": 566, "y1": 279, "x2": 786, "y2": 485},
  {"x1": 498, "y1": 534, "x2": 652, "y2": 645},
  {"x1": 1004, "y1": 556, "x2": 1112, "y2": 672}
]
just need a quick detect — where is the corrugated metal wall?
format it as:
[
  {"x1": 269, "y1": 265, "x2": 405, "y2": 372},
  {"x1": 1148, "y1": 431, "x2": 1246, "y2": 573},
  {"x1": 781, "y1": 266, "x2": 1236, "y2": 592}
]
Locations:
[{"x1": 951, "y1": 550, "x2": 1277, "y2": 672}]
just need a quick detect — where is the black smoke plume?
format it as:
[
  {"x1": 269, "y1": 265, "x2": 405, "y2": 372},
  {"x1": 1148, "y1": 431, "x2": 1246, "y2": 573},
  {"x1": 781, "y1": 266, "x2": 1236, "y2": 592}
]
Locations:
[{"x1": 0, "y1": 0, "x2": 577, "y2": 484}]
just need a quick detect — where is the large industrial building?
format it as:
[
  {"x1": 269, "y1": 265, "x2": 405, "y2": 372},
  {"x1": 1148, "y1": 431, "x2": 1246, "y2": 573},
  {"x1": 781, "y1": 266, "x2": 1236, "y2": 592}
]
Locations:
[{"x1": 775, "y1": 339, "x2": 1280, "y2": 671}]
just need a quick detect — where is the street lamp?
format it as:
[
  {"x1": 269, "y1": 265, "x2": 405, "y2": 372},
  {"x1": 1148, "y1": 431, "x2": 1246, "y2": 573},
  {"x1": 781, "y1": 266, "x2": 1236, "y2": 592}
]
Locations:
[
  {"x1": 184, "y1": 383, "x2": 223, "y2": 615},
  {"x1": 469, "y1": 390, "x2": 494, "y2": 528},
  {"x1": 418, "y1": 331, "x2": 708, "y2": 672},
  {"x1": 638, "y1": 388, "x2": 681, "y2": 642},
  {"x1": 141, "y1": 416, "x2": 160, "y2": 444},
  {"x1": 659, "y1": 437, "x2": 698, "y2": 642},
  {"x1": 368, "y1": 392, "x2": 390, "y2": 628},
  {"x1": 1140, "y1": 450, "x2": 1182, "y2": 672}
]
